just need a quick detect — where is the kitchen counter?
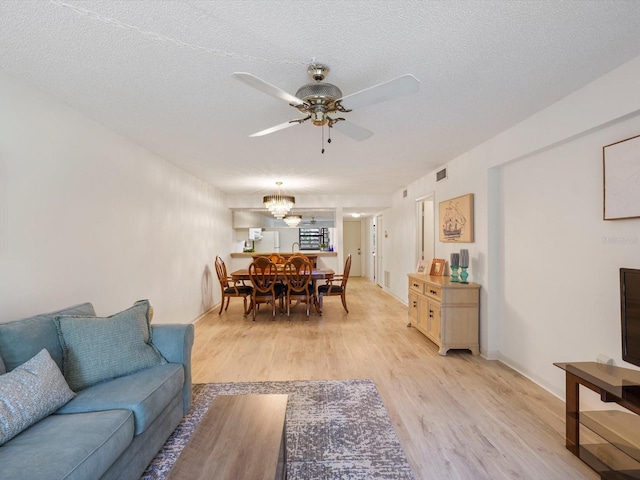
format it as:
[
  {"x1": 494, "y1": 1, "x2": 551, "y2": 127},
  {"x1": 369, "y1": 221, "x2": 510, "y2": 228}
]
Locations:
[{"x1": 230, "y1": 251, "x2": 337, "y2": 257}]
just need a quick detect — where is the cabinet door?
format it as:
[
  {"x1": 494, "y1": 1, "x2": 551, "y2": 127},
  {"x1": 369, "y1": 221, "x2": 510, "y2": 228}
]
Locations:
[
  {"x1": 426, "y1": 300, "x2": 442, "y2": 343},
  {"x1": 415, "y1": 296, "x2": 429, "y2": 334},
  {"x1": 408, "y1": 291, "x2": 419, "y2": 326}
]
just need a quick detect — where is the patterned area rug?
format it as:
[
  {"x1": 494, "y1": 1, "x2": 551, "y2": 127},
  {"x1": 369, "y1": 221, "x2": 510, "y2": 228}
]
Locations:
[{"x1": 141, "y1": 379, "x2": 415, "y2": 479}]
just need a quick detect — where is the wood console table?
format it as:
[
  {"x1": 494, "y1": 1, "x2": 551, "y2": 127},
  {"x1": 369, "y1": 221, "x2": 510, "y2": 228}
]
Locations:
[
  {"x1": 555, "y1": 362, "x2": 640, "y2": 479},
  {"x1": 166, "y1": 394, "x2": 288, "y2": 480}
]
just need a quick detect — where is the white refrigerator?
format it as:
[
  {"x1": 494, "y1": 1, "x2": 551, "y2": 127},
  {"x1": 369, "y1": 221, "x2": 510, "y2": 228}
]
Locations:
[{"x1": 255, "y1": 231, "x2": 279, "y2": 252}]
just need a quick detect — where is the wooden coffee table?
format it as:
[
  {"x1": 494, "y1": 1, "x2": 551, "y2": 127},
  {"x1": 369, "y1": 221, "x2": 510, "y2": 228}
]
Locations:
[{"x1": 166, "y1": 394, "x2": 288, "y2": 480}]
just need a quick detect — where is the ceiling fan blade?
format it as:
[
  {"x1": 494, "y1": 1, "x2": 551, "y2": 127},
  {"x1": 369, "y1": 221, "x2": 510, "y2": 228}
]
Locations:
[
  {"x1": 332, "y1": 120, "x2": 374, "y2": 142},
  {"x1": 338, "y1": 74, "x2": 419, "y2": 110},
  {"x1": 249, "y1": 120, "x2": 300, "y2": 137},
  {"x1": 232, "y1": 72, "x2": 304, "y2": 106}
]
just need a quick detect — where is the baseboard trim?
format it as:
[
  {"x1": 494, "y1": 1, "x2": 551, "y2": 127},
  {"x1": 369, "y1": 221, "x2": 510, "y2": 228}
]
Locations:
[{"x1": 192, "y1": 305, "x2": 217, "y2": 325}]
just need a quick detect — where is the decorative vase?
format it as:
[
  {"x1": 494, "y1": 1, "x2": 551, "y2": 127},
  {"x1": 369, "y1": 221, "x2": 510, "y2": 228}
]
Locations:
[
  {"x1": 451, "y1": 265, "x2": 460, "y2": 282},
  {"x1": 459, "y1": 267, "x2": 469, "y2": 284}
]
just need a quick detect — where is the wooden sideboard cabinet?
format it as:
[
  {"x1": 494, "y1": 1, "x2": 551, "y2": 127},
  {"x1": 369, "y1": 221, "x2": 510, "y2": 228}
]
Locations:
[{"x1": 407, "y1": 274, "x2": 480, "y2": 356}]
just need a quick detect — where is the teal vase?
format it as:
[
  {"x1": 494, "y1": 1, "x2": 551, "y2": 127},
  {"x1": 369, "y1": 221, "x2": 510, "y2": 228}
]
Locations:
[
  {"x1": 459, "y1": 267, "x2": 469, "y2": 284},
  {"x1": 451, "y1": 265, "x2": 460, "y2": 282}
]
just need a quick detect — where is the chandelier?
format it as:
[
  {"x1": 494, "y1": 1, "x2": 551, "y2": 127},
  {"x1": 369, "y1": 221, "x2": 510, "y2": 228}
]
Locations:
[
  {"x1": 263, "y1": 182, "x2": 295, "y2": 219},
  {"x1": 282, "y1": 215, "x2": 302, "y2": 227}
]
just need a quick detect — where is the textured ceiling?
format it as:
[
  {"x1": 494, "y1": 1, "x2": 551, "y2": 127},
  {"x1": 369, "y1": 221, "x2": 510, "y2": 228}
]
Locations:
[{"x1": 2, "y1": 0, "x2": 640, "y2": 199}]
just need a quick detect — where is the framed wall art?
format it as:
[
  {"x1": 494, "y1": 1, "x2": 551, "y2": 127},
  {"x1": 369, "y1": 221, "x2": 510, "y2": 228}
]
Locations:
[
  {"x1": 603, "y1": 134, "x2": 640, "y2": 220},
  {"x1": 439, "y1": 193, "x2": 474, "y2": 243}
]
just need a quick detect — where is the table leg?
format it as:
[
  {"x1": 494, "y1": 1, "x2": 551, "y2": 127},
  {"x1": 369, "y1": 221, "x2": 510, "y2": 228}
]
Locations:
[{"x1": 566, "y1": 372, "x2": 580, "y2": 453}]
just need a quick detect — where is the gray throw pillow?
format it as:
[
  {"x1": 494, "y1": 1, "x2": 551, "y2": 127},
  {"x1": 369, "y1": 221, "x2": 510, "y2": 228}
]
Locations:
[
  {"x1": 54, "y1": 300, "x2": 166, "y2": 391},
  {"x1": 0, "y1": 349, "x2": 75, "y2": 446}
]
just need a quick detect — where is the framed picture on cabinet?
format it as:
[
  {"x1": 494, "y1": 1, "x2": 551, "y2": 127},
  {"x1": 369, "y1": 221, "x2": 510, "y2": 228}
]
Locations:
[
  {"x1": 603, "y1": 134, "x2": 640, "y2": 220},
  {"x1": 430, "y1": 258, "x2": 446, "y2": 276},
  {"x1": 415, "y1": 259, "x2": 429, "y2": 275},
  {"x1": 439, "y1": 193, "x2": 474, "y2": 243}
]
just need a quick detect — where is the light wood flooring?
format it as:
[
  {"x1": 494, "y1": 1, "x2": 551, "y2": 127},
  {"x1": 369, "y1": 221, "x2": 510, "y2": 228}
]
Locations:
[{"x1": 192, "y1": 277, "x2": 598, "y2": 480}]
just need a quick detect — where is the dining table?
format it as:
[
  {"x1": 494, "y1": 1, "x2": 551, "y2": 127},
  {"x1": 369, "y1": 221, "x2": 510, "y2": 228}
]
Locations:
[
  {"x1": 231, "y1": 268, "x2": 334, "y2": 315},
  {"x1": 230, "y1": 268, "x2": 334, "y2": 282}
]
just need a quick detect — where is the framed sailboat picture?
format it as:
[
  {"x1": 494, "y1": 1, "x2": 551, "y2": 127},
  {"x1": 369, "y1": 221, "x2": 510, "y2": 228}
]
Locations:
[{"x1": 439, "y1": 193, "x2": 474, "y2": 243}]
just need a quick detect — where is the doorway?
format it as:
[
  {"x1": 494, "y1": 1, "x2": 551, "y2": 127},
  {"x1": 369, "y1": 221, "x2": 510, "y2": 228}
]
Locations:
[
  {"x1": 376, "y1": 214, "x2": 384, "y2": 288},
  {"x1": 417, "y1": 196, "x2": 435, "y2": 262},
  {"x1": 343, "y1": 220, "x2": 362, "y2": 276}
]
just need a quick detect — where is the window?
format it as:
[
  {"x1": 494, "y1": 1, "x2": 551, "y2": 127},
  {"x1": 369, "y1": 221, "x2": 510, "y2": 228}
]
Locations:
[{"x1": 299, "y1": 228, "x2": 329, "y2": 250}]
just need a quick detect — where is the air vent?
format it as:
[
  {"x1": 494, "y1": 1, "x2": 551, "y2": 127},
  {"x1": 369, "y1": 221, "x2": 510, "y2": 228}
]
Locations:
[
  {"x1": 436, "y1": 168, "x2": 447, "y2": 182},
  {"x1": 403, "y1": 189, "x2": 408, "y2": 198},
  {"x1": 384, "y1": 271, "x2": 391, "y2": 288}
]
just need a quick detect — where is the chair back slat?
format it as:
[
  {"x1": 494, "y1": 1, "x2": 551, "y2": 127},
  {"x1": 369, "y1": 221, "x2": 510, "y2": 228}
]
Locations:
[
  {"x1": 215, "y1": 256, "x2": 229, "y2": 288},
  {"x1": 284, "y1": 257, "x2": 312, "y2": 293},
  {"x1": 249, "y1": 257, "x2": 278, "y2": 294},
  {"x1": 342, "y1": 254, "x2": 352, "y2": 288}
]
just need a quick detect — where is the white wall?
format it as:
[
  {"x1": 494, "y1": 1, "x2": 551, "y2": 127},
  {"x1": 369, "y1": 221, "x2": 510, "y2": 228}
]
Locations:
[
  {"x1": 0, "y1": 70, "x2": 231, "y2": 324},
  {"x1": 384, "y1": 54, "x2": 640, "y2": 398},
  {"x1": 499, "y1": 114, "x2": 640, "y2": 391}
]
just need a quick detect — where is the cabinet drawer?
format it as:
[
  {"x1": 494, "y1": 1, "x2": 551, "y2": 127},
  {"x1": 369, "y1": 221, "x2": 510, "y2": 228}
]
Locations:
[
  {"x1": 409, "y1": 279, "x2": 424, "y2": 294},
  {"x1": 424, "y1": 284, "x2": 442, "y2": 300}
]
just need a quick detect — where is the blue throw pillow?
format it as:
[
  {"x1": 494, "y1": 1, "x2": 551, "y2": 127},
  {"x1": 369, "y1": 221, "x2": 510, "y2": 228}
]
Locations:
[
  {"x1": 0, "y1": 303, "x2": 96, "y2": 373},
  {"x1": 54, "y1": 300, "x2": 165, "y2": 391},
  {"x1": 0, "y1": 349, "x2": 75, "y2": 446}
]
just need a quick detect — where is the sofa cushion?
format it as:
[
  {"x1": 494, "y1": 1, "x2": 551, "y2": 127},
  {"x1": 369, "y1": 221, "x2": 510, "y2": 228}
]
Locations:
[
  {"x1": 0, "y1": 302, "x2": 96, "y2": 373},
  {"x1": 0, "y1": 349, "x2": 75, "y2": 446},
  {"x1": 55, "y1": 300, "x2": 165, "y2": 391},
  {"x1": 0, "y1": 409, "x2": 134, "y2": 480},
  {"x1": 56, "y1": 363, "x2": 184, "y2": 435}
]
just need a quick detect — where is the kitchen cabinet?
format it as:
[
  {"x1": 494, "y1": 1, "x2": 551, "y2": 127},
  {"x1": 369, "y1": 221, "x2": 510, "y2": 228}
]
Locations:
[{"x1": 407, "y1": 274, "x2": 480, "y2": 355}]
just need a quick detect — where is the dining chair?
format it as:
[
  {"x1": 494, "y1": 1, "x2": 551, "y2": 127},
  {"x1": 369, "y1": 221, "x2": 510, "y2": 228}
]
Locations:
[
  {"x1": 248, "y1": 257, "x2": 285, "y2": 321},
  {"x1": 283, "y1": 256, "x2": 313, "y2": 318},
  {"x1": 268, "y1": 253, "x2": 286, "y2": 265},
  {"x1": 215, "y1": 256, "x2": 253, "y2": 316},
  {"x1": 316, "y1": 254, "x2": 352, "y2": 314}
]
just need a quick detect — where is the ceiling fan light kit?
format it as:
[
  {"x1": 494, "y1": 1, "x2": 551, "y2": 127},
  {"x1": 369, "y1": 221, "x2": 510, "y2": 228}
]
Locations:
[{"x1": 232, "y1": 63, "x2": 419, "y2": 150}]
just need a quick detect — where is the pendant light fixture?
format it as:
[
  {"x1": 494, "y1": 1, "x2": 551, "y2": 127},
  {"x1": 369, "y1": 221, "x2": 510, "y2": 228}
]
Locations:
[
  {"x1": 263, "y1": 182, "x2": 295, "y2": 219},
  {"x1": 283, "y1": 215, "x2": 302, "y2": 227}
]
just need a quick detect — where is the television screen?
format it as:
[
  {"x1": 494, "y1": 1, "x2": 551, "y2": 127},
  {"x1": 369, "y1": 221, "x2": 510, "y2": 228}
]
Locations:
[{"x1": 621, "y1": 268, "x2": 640, "y2": 367}]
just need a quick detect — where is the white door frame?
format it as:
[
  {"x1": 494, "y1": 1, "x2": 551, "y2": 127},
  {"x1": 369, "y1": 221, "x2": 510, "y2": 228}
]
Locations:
[
  {"x1": 376, "y1": 214, "x2": 384, "y2": 287},
  {"x1": 416, "y1": 194, "x2": 435, "y2": 264},
  {"x1": 343, "y1": 220, "x2": 362, "y2": 277}
]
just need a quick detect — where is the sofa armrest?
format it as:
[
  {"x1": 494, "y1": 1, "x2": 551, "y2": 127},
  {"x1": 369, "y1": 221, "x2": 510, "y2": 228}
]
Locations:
[{"x1": 151, "y1": 324, "x2": 194, "y2": 415}]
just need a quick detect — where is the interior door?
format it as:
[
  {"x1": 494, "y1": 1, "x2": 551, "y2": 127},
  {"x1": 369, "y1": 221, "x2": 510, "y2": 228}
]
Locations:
[
  {"x1": 343, "y1": 220, "x2": 361, "y2": 276},
  {"x1": 376, "y1": 214, "x2": 384, "y2": 287}
]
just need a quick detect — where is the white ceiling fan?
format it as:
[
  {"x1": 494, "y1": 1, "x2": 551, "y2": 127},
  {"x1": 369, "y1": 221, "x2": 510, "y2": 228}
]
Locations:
[{"x1": 232, "y1": 64, "x2": 419, "y2": 143}]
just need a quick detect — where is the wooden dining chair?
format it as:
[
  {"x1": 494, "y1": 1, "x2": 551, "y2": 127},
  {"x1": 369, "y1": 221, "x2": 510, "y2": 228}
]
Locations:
[
  {"x1": 316, "y1": 254, "x2": 352, "y2": 314},
  {"x1": 268, "y1": 253, "x2": 286, "y2": 265},
  {"x1": 215, "y1": 256, "x2": 253, "y2": 316},
  {"x1": 248, "y1": 257, "x2": 285, "y2": 321},
  {"x1": 283, "y1": 256, "x2": 313, "y2": 318}
]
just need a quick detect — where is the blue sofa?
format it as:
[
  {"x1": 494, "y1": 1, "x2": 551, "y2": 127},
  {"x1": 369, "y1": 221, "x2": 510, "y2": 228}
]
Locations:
[{"x1": 0, "y1": 302, "x2": 194, "y2": 480}]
